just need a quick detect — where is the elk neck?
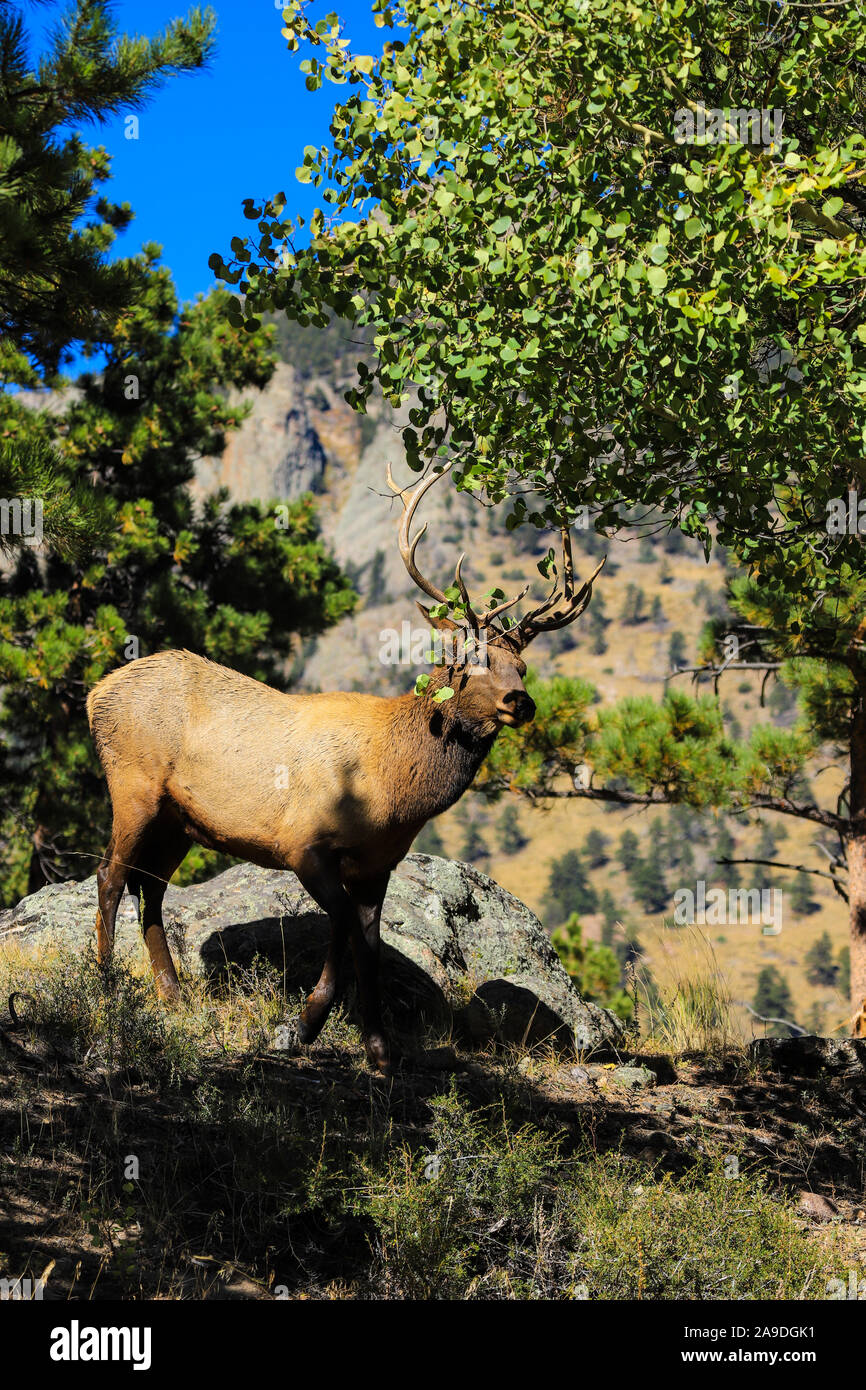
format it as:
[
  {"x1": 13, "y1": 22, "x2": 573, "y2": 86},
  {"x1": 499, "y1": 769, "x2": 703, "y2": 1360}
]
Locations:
[{"x1": 385, "y1": 677, "x2": 499, "y2": 821}]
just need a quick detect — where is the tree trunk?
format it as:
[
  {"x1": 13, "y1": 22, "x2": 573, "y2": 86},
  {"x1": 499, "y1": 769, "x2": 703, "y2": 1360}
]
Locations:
[{"x1": 848, "y1": 694, "x2": 866, "y2": 1035}]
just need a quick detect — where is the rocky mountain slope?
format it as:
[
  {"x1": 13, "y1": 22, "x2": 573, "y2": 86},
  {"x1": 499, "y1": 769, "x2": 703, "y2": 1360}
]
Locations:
[{"x1": 188, "y1": 320, "x2": 852, "y2": 1042}]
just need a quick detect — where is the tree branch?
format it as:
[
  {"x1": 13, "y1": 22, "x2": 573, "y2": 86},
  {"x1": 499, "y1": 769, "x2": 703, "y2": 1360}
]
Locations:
[{"x1": 718, "y1": 855, "x2": 849, "y2": 902}]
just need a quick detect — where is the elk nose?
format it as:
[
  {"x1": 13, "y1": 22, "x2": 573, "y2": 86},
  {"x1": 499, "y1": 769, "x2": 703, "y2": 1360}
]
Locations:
[{"x1": 498, "y1": 690, "x2": 536, "y2": 726}]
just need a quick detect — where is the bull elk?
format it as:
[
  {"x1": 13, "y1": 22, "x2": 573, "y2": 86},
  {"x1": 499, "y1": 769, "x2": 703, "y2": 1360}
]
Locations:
[{"x1": 87, "y1": 465, "x2": 604, "y2": 1072}]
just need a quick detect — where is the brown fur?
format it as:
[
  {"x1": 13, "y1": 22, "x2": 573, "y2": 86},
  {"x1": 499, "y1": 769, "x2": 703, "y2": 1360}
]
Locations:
[
  {"x1": 87, "y1": 646, "x2": 529, "y2": 881},
  {"x1": 86, "y1": 640, "x2": 535, "y2": 1071}
]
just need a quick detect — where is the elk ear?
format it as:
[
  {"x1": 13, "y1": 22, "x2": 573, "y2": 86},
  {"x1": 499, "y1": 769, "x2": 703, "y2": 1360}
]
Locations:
[
  {"x1": 417, "y1": 601, "x2": 459, "y2": 632},
  {"x1": 492, "y1": 625, "x2": 527, "y2": 654}
]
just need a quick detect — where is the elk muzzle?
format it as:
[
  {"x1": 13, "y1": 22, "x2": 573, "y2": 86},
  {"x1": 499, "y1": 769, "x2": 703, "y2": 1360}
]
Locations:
[{"x1": 495, "y1": 690, "x2": 536, "y2": 728}]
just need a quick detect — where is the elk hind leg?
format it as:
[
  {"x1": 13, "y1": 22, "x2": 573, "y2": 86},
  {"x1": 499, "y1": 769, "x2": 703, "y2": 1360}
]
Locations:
[
  {"x1": 128, "y1": 828, "x2": 189, "y2": 1004},
  {"x1": 94, "y1": 804, "x2": 155, "y2": 969},
  {"x1": 294, "y1": 849, "x2": 355, "y2": 1046}
]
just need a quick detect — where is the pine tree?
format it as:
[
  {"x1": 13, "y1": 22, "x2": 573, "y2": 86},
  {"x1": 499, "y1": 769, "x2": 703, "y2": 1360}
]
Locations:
[
  {"x1": 789, "y1": 869, "x2": 820, "y2": 917},
  {"x1": 668, "y1": 630, "x2": 687, "y2": 670},
  {"x1": 713, "y1": 824, "x2": 740, "y2": 889},
  {"x1": 618, "y1": 829, "x2": 641, "y2": 873},
  {"x1": 414, "y1": 820, "x2": 445, "y2": 857},
  {"x1": 551, "y1": 913, "x2": 632, "y2": 1021},
  {"x1": 804, "y1": 932, "x2": 839, "y2": 988},
  {"x1": 620, "y1": 584, "x2": 647, "y2": 625},
  {"x1": 753, "y1": 967, "x2": 797, "y2": 1036},
  {"x1": 587, "y1": 590, "x2": 609, "y2": 655},
  {"x1": 583, "y1": 828, "x2": 609, "y2": 869},
  {"x1": 598, "y1": 888, "x2": 619, "y2": 947},
  {"x1": 0, "y1": 264, "x2": 356, "y2": 900},
  {"x1": 0, "y1": 0, "x2": 217, "y2": 555},
  {"x1": 756, "y1": 820, "x2": 788, "y2": 860},
  {"x1": 366, "y1": 549, "x2": 389, "y2": 606},
  {"x1": 496, "y1": 804, "x2": 527, "y2": 856},
  {"x1": 838, "y1": 947, "x2": 851, "y2": 999},
  {"x1": 543, "y1": 849, "x2": 598, "y2": 925},
  {"x1": 629, "y1": 855, "x2": 669, "y2": 914},
  {"x1": 455, "y1": 806, "x2": 488, "y2": 863}
]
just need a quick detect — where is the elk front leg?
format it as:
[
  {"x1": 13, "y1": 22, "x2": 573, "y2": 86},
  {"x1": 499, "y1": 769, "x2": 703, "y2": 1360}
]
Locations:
[
  {"x1": 346, "y1": 873, "x2": 391, "y2": 1074},
  {"x1": 294, "y1": 849, "x2": 353, "y2": 1047},
  {"x1": 294, "y1": 852, "x2": 392, "y2": 1072},
  {"x1": 296, "y1": 916, "x2": 350, "y2": 1046}
]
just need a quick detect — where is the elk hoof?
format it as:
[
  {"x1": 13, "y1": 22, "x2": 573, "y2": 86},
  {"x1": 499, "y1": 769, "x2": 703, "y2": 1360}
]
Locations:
[
  {"x1": 296, "y1": 1013, "x2": 321, "y2": 1046},
  {"x1": 364, "y1": 1033, "x2": 392, "y2": 1075},
  {"x1": 156, "y1": 977, "x2": 181, "y2": 1007}
]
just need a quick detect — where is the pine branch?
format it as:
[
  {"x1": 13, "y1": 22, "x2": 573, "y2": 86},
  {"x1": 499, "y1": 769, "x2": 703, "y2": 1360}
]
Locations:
[
  {"x1": 718, "y1": 855, "x2": 849, "y2": 903},
  {"x1": 737, "y1": 1001, "x2": 807, "y2": 1036},
  {"x1": 494, "y1": 778, "x2": 849, "y2": 833}
]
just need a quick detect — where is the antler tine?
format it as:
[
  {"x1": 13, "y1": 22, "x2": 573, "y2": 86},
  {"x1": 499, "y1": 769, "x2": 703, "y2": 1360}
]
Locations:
[
  {"x1": 517, "y1": 555, "x2": 606, "y2": 637},
  {"x1": 518, "y1": 526, "x2": 576, "y2": 628},
  {"x1": 483, "y1": 583, "x2": 531, "y2": 628},
  {"x1": 387, "y1": 461, "x2": 453, "y2": 606},
  {"x1": 454, "y1": 553, "x2": 480, "y2": 635},
  {"x1": 508, "y1": 507, "x2": 605, "y2": 646},
  {"x1": 559, "y1": 524, "x2": 575, "y2": 599}
]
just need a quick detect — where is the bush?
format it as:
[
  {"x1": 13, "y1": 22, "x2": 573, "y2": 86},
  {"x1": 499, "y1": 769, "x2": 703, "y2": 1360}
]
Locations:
[
  {"x1": 362, "y1": 1091, "x2": 836, "y2": 1300},
  {"x1": 11, "y1": 948, "x2": 200, "y2": 1082}
]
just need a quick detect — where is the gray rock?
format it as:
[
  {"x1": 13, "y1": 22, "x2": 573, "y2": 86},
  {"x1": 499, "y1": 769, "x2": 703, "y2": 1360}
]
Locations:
[
  {"x1": 749, "y1": 1035, "x2": 866, "y2": 1076},
  {"x1": 0, "y1": 854, "x2": 622, "y2": 1057},
  {"x1": 612, "y1": 1065, "x2": 657, "y2": 1090}
]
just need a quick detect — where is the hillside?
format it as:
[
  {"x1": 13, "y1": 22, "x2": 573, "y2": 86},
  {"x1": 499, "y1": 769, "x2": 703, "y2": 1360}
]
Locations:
[{"x1": 0, "y1": 941, "x2": 862, "y2": 1301}]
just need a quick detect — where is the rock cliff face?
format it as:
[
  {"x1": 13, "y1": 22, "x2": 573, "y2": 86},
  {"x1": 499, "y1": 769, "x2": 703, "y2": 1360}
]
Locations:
[
  {"x1": 0, "y1": 855, "x2": 623, "y2": 1056},
  {"x1": 193, "y1": 363, "x2": 354, "y2": 503},
  {"x1": 189, "y1": 353, "x2": 488, "y2": 693}
]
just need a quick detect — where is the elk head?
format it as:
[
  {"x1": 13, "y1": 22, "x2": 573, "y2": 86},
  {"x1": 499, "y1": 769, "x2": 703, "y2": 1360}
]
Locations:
[{"x1": 387, "y1": 462, "x2": 605, "y2": 733}]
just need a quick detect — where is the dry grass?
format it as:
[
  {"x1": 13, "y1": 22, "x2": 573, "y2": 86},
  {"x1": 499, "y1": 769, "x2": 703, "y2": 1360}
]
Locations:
[
  {"x1": 638, "y1": 926, "x2": 739, "y2": 1056},
  {"x1": 0, "y1": 939, "x2": 860, "y2": 1300}
]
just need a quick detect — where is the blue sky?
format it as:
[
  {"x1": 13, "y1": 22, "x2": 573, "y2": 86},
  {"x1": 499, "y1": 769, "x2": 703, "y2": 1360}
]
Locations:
[{"x1": 45, "y1": 0, "x2": 389, "y2": 306}]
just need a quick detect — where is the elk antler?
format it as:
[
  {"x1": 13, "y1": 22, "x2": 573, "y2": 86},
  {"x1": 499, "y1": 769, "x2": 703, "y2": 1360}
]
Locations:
[
  {"x1": 387, "y1": 461, "x2": 454, "y2": 608},
  {"x1": 387, "y1": 462, "x2": 494, "y2": 628},
  {"x1": 387, "y1": 463, "x2": 603, "y2": 642},
  {"x1": 509, "y1": 527, "x2": 606, "y2": 648}
]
